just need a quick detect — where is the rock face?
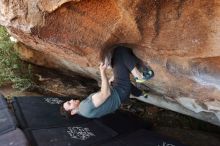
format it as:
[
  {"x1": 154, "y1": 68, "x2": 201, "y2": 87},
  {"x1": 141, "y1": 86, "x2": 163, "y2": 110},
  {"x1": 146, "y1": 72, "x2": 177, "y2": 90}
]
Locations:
[{"x1": 1, "y1": 0, "x2": 220, "y2": 126}]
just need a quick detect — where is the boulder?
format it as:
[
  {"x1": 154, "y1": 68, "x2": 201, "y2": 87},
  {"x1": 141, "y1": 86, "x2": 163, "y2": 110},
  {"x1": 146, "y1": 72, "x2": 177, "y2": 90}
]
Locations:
[{"x1": 0, "y1": 0, "x2": 220, "y2": 126}]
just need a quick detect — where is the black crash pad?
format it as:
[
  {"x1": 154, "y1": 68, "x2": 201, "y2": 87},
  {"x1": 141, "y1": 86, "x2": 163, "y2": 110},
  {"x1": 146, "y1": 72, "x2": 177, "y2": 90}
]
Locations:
[
  {"x1": 0, "y1": 128, "x2": 28, "y2": 146},
  {"x1": 13, "y1": 96, "x2": 72, "y2": 105},
  {"x1": 12, "y1": 96, "x2": 90, "y2": 129},
  {"x1": 0, "y1": 94, "x2": 7, "y2": 109},
  {"x1": 25, "y1": 120, "x2": 117, "y2": 146},
  {"x1": 99, "y1": 110, "x2": 152, "y2": 135},
  {"x1": 0, "y1": 108, "x2": 17, "y2": 135},
  {"x1": 100, "y1": 129, "x2": 186, "y2": 146}
]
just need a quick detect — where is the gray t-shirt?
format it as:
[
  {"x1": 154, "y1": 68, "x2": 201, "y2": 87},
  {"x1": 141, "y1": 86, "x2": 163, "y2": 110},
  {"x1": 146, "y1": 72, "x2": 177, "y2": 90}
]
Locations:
[{"x1": 78, "y1": 88, "x2": 121, "y2": 118}]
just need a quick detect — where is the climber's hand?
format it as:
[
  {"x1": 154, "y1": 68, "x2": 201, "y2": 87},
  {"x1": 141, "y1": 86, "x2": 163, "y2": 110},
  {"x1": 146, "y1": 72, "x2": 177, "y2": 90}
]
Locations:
[{"x1": 99, "y1": 62, "x2": 107, "y2": 73}]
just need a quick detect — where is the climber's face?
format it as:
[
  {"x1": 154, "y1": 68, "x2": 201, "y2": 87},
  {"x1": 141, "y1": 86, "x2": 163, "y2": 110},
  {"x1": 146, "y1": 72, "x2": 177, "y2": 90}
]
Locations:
[{"x1": 63, "y1": 99, "x2": 80, "y2": 115}]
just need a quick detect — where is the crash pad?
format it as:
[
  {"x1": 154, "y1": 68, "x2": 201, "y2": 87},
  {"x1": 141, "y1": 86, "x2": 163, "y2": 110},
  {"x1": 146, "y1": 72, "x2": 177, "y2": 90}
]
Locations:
[
  {"x1": 0, "y1": 94, "x2": 7, "y2": 109},
  {"x1": 0, "y1": 128, "x2": 28, "y2": 146},
  {"x1": 25, "y1": 120, "x2": 117, "y2": 146},
  {"x1": 0, "y1": 108, "x2": 17, "y2": 135},
  {"x1": 100, "y1": 129, "x2": 186, "y2": 146},
  {"x1": 12, "y1": 96, "x2": 90, "y2": 129}
]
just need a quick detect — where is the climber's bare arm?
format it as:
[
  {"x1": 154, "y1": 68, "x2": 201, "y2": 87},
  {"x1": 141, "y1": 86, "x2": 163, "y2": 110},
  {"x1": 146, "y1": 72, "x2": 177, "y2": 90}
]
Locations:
[{"x1": 91, "y1": 62, "x2": 111, "y2": 107}]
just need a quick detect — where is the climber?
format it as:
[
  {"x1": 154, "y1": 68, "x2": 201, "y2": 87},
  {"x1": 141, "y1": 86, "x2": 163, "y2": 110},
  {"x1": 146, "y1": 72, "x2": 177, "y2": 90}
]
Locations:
[{"x1": 60, "y1": 46, "x2": 154, "y2": 118}]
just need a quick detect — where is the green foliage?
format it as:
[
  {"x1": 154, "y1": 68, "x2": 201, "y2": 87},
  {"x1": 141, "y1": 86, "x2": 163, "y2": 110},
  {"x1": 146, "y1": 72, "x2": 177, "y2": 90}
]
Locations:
[{"x1": 0, "y1": 25, "x2": 33, "y2": 90}]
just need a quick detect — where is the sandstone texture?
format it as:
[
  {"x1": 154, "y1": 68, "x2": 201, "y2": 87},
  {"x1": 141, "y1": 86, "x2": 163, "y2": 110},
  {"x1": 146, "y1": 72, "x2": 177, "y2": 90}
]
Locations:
[{"x1": 0, "y1": 0, "x2": 220, "y2": 126}]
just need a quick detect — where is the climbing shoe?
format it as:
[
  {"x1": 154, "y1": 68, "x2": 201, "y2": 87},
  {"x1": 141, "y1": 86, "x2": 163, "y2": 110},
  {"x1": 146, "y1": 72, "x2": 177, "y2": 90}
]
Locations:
[
  {"x1": 135, "y1": 77, "x2": 147, "y2": 83},
  {"x1": 140, "y1": 90, "x2": 148, "y2": 98},
  {"x1": 135, "y1": 64, "x2": 154, "y2": 83}
]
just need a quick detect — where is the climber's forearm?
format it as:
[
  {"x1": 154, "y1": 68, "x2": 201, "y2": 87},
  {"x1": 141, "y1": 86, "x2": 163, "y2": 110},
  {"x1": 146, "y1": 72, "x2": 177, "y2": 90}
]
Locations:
[{"x1": 100, "y1": 70, "x2": 110, "y2": 97}]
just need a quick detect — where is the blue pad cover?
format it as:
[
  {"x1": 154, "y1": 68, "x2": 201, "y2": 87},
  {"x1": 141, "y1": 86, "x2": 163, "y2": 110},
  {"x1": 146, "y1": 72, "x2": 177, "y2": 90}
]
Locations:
[
  {"x1": 0, "y1": 108, "x2": 17, "y2": 135},
  {"x1": 0, "y1": 95, "x2": 8, "y2": 109},
  {"x1": 0, "y1": 128, "x2": 28, "y2": 146}
]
